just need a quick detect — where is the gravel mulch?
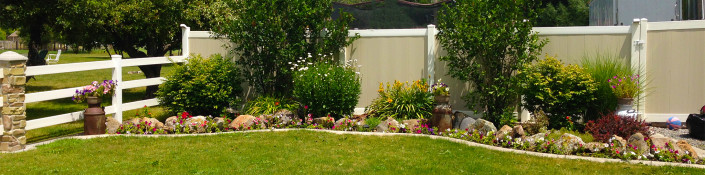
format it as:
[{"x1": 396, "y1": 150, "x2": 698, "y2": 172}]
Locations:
[{"x1": 650, "y1": 126, "x2": 705, "y2": 150}]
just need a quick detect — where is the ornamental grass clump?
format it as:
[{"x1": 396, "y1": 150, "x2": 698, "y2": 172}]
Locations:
[
  {"x1": 366, "y1": 79, "x2": 433, "y2": 120},
  {"x1": 72, "y1": 80, "x2": 117, "y2": 103}
]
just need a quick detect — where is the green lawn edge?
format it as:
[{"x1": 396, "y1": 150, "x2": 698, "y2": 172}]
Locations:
[{"x1": 1, "y1": 130, "x2": 700, "y2": 174}]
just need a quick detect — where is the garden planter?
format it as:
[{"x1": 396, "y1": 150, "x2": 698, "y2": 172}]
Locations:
[
  {"x1": 616, "y1": 98, "x2": 634, "y2": 113},
  {"x1": 84, "y1": 96, "x2": 106, "y2": 135},
  {"x1": 431, "y1": 95, "x2": 452, "y2": 132}
]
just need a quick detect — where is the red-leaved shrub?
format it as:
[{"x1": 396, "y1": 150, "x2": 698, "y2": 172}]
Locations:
[{"x1": 585, "y1": 113, "x2": 648, "y2": 142}]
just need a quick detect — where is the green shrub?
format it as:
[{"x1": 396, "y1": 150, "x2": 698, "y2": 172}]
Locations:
[
  {"x1": 364, "y1": 117, "x2": 382, "y2": 129},
  {"x1": 437, "y1": 0, "x2": 546, "y2": 127},
  {"x1": 156, "y1": 54, "x2": 242, "y2": 116},
  {"x1": 580, "y1": 53, "x2": 632, "y2": 122},
  {"x1": 518, "y1": 56, "x2": 597, "y2": 130},
  {"x1": 213, "y1": 0, "x2": 357, "y2": 96},
  {"x1": 365, "y1": 79, "x2": 433, "y2": 120},
  {"x1": 243, "y1": 96, "x2": 299, "y2": 116},
  {"x1": 293, "y1": 61, "x2": 361, "y2": 119}
]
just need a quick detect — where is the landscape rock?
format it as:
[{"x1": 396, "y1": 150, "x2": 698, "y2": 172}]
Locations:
[
  {"x1": 584, "y1": 142, "x2": 608, "y2": 153},
  {"x1": 402, "y1": 119, "x2": 419, "y2": 130},
  {"x1": 512, "y1": 125, "x2": 526, "y2": 138},
  {"x1": 650, "y1": 135, "x2": 678, "y2": 150},
  {"x1": 334, "y1": 118, "x2": 354, "y2": 130},
  {"x1": 676, "y1": 140, "x2": 700, "y2": 159},
  {"x1": 164, "y1": 116, "x2": 179, "y2": 132},
  {"x1": 187, "y1": 116, "x2": 207, "y2": 133},
  {"x1": 213, "y1": 117, "x2": 227, "y2": 130},
  {"x1": 627, "y1": 133, "x2": 649, "y2": 155},
  {"x1": 453, "y1": 111, "x2": 469, "y2": 129},
  {"x1": 229, "y1": 115, "x2": 256, "y2": 130},
  {"x1": 314, "y1": 117, "x2": 334, "y2": 126},
  {"x1": 458, "y1": 117, "x2": 476, "y2": 131},
  {"x1": 611, "y1": 135, "x2": 627, "y2": 152},
  {"x1": 375, "y1": 117, "x2": 399, "y2": 133},
  {"x1": 273, "y1": 109, "x2": 296, "y2": 125},
  {"x1": 556, "y1": 133, "x2": 585, "y2": 154},
  {"x1": 525, "y1": 133, "x2": 546, "y2": 146},
  {"x1": 468, "y1": 119, "x2": 497, "y2": 134},
  {"x1": 105, "y1": 117, "x2": 121, "y2": 134},
  {"x1": 496, "y1": 125, "x2": 513, "y2": 140},
  {"x1": 123, "y1": 118, "x2": 141, "y2": 126}
]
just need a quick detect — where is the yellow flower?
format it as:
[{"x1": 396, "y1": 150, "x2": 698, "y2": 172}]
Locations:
[
  {"x1": 387, "y1": 98, "x2": 393, "y2": 103},
  {"x1": 378, "y1": 83, "x2": 384, "y2": 93}
]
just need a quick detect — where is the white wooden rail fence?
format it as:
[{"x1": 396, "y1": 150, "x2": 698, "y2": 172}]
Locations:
[{"x1": 0, "y1": 24, "x2": 192, "y2": 130}]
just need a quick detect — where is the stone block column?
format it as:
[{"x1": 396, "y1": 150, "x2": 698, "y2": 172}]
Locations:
[{"x1": 0, "y1": 51, "x2": 27, "y2": 152}]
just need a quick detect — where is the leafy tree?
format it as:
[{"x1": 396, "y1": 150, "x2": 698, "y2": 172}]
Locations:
[
  {"x1": 536, "y1": 0, "x2": 589, "y2": 26},
  {"x1": 213, "y1": 0, "x2": 357, "y2": 97},
  {"x1": 0, "y1": 0, "x2": 60, "y2": 66},
  {"x1": 437, "y1": 0, "x2": 546, "y2": 127},
  {"x1": 54, "y1": 0, "x2": 217, "y2": 98}
]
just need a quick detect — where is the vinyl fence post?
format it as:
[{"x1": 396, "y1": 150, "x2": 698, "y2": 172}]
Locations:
[
  {"x1": 426, "y1": 24, "x2": 436, "y2": 87},
  {"x1": 112, "y1": 55, "x2": 123, "y2": 122}
]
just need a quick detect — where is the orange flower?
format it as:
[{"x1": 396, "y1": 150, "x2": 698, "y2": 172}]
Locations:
[{"x1": 275, "y1": 102, "x2": 280, "y2": 106}]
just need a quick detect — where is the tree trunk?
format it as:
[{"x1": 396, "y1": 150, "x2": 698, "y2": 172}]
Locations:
[
  {"x1": 26, "y1": 22, "x2": 46, "y2": 67},
  {"x1": 138, "y1": 64, "x2": 162, "y2": 99}
]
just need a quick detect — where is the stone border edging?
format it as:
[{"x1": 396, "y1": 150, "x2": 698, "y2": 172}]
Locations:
[{"x1": 6, "y1": 128, "x2": 705, "y2": 169}]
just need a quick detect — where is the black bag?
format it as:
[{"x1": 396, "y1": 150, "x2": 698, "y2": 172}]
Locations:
[{"x1": 687, "y1": 113, "x2": 705, "y2": 140}]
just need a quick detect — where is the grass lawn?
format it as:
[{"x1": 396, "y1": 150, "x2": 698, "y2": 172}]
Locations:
[
  {"x1": 0, "y1": 130, "x2": 700, "y2": 174},
  {"x1": 0, "y1": 50, "x2": 176, "y2": 143}
]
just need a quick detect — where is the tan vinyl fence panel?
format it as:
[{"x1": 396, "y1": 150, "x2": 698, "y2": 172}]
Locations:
[
  {"x1": 188, "y1": 20, "x2": 705, "y2": 122},
  {"x1": 344, "y1": 36, "x2": 427, "y2": 108},
  {"x1": 539, "y1": 34, "x2": 632, "y2": 65},
  {"x1": 646, "y1": 28, "x2": 705, "y2": 116}
]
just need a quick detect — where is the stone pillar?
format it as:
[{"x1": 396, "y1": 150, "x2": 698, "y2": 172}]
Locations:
[{"x1": 0, "y1": 51, "x2": 27, "y2": 152}]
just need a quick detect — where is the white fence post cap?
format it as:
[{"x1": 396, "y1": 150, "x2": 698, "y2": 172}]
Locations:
[{"x1": 0, "y1": 51, "x2": 28, "y2": 61}]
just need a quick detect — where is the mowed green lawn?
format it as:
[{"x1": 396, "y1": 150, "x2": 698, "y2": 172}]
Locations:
[
  {"x1": 0, "y1": 50, "x2": 176, "y2": 143},
  {"x1": 0, "y1": 130, "x2": 700, "y2": 174}
]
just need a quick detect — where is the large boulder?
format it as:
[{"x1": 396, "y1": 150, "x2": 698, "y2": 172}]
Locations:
[
  {"x1": 495, "y1": 125, "x2": 513, "y2": 140},
  {"x1": 468, "y1": 119, "x2": 497, "y2": 134},
  {"x1": 687, "y1": 114, "x2": 705, "y2": 139},
  {"x1": 123, "y1": 118, "x2": 141, "y2": 126},
  {"x1": 556, "y1": 133, "x2": 585, "y2": 154},
  {"x1": 375, "y1": 117, "x2": 399, "y2": 133},
  {"x1": 273, "y1": 109, "x2": 296, "y2": 125},
  {"x1": 106, "y1": 117, "x2": 121, "y2": 134},
  {"x1": 229, "y1": 115, "x2": 256, "y2": 130},
  {"x1": 627, "y1": 133, "x2": 649, "y2": 155},
  {"x1": 512, "y1": 125, "x2": 526, "y2": 138},
  {"x1": 584, "y1": 142, "x2": 608, "y2": 153},
  {"x1": 650, "y1": 135, "x2": 678, "y2": 150},
  {"x1": 458, "y1": 117, "x2": 476, "y2": 131},
  {"x1": 676, "y1": 140, "x2": 700, "y2": 159}
]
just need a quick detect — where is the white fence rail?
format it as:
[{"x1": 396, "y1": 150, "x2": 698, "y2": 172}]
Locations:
[{"x1": 0, "y1": 25, "x2": 192, "y2": 131}]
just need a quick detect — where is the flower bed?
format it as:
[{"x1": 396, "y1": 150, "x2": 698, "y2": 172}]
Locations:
[{"x1": 109, "y1": 109, "x2": 705, "y2": 166}]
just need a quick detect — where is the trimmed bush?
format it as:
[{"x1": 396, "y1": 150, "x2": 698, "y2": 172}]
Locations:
[
  {"x1": 519, "y1": 56, "x2": 597, "y2": 130},
  {"x1": 292, "y1": 62, "x2": 361, "y2": 119},
  {"x1": 584, "y1": 113, "x2": 648, "y2": 142},
  {"x1": 156, "y1": 54, "x2": 242, "y2": 116},
  {"x1": 366, "y1": 79, "x2": 433, "y2": 120}
]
